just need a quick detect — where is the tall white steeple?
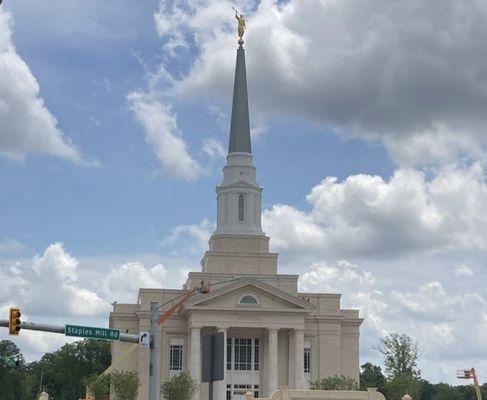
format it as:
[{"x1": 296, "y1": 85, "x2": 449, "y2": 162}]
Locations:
[
  {"x1": 214, "y1": 44, "x2": 263, "y2": 236},
  {"x1": 201, "y1": 42, "x2": 278, "y2": 275}
]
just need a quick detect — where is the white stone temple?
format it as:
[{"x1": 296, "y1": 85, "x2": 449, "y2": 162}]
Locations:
[{"x1": 109, "y1": 40, "x2": 362, "y2": 400}]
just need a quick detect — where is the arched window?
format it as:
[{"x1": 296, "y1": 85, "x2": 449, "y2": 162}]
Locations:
[
  {"x1": 238, "y1": 194, "x2": 245, "y2": 221},
  {"x1": 239, "y1": 295, "x2": 258, "y2": 305}
]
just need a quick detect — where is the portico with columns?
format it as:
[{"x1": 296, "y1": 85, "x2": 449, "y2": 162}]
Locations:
[{"x1": 109, "y1": 34, "x2": 362, "y2": 400}]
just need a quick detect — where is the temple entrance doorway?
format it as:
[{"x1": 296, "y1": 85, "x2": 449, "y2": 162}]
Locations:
[{"x1": 225, "y1": 337, "x2": 261, "y2": 400}]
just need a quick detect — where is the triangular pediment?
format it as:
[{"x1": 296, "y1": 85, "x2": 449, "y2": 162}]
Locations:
[{"x1": 183, "y1": 278, "x2": 314, "y2": 313}]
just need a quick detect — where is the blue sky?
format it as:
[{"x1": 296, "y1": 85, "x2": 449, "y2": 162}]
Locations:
[{"x1": 1, "y1": 0, "x2": 487, "y2": 385}]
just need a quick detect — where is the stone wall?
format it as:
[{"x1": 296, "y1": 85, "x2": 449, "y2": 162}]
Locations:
[{"x1": 249, "y1": 387, "x2": 386, "y2": 400}]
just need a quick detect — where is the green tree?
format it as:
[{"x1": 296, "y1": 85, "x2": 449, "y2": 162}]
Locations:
[
  {"x1": 360, "y1": 363, "x2": 386, "y2": 393},
  {"x1": 377, "y1": 333, "x2": 420, "y2": 379},
  {"x1": 28, "y1": 339, "x2": 111, "y2": 400},
  {"x1": 0, "y1": 340, "x2": 30, "y2": 400},
  {"x1": 111, "y1": 370, "x2": 140, "y2": 400},
  {"x1": 431, "y1": 383, "x2": 457, "y2": 400},
  {"x1": 85, "y1": 373, "x2": 110, "y2": 400},
  {"x1": 161, "y1": 372, "x2": 198, "y2": 400},
  {"x1": 418, "y1": 379, "x2": 434, "y2": 400},
  {"x1": 310, "y1": 375, "x2": 359, "y2": 390},
  {"x1": 384, "y1": 373, "x2": 421, "y2": 400}
]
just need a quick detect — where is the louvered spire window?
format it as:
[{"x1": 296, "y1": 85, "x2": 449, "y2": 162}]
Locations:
[{"x1": 238, "y1": 194, "x2": 245, "y2": 221}]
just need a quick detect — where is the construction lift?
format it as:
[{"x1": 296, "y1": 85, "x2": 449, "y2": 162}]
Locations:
[{"x1": 457, "y1": 368, "x2": 483, "y2": 400}]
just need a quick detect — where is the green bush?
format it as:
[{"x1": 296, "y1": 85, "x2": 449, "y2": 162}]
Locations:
[
  {"x1": 310, "y1": 375, "x2": 359, "y2": 390},
  {"x1": 161, "y1": 372, "x2": 197, "y2": 400},
  {"x1": 111, "y1": 370, "x2": 140, "y2": 400}
]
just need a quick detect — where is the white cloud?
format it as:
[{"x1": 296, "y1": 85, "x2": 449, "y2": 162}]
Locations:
[
  {"x1": 154, "y1": 0, "x2": 487, "y2": 167},
  {"x1": 0, "y1": 9, "x2": 90, "y2": 164},
  {"x1": 300, "y1": 260, "x2": 375, "y2": 293},
  {"x1": 162, "y1": 218, "x2": 213, "y2": 255},
  {"x1": 298, "y1": 259, "x2": 487, "y2": 383},
  {"x1": 263, "y1": 163, "x2": 487, "y2": 258},
  {"x1": 0, "y1": 242, "x2": 181, "y2": 318},
  {"x1": 0, "y1": 242, "x2": 188, "y2": 359},
  {"x1": 0, "y1": 238, "x2": 27, "y2": 255},
  {"x1": 103, "y1": 262, "x2": 168, "y2": 303},
  {"x1": 454, "y1": 264, "x2": 474, "y2": 277},
  {"x1": 202, "y1": 138, "x2": 226, "y2": 159},
  {"x1": 28, "y1": 243, "x2": 107, "y2": 317},
  {"x1": 299, "y1": 260, "x2": 386, "y2": 336},
  {"x1": 127, "y1": 91, "x2": 203, "y2": 181}
]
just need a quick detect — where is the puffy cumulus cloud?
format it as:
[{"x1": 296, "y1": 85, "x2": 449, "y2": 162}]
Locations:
[
  {"x1": 388, "y1": 281, "x2": 487, "y2": 361},
  {"x1": 127, "y1": 91, "x2": 203, "y2": 181},
  {"x1": 161, "y1": 218, "x2": 214, "y2": 255},
  {"x1": 103, "y1": 262, "x2": 168, "y2": 303},
  {"x1": 0, "y1": 241, "x2": 189, "y2": 360},
  {"x1": 0, "y1": 9, "x2": 90, "y2": 164},
  {"x1": 299, "y1": 261, "x2": 386, "y2": 335},
  {"x1": 28, "y1": 243, "x2": 107, "y2": 317},
  {"x1": 0, "y1": 242, "x2": 178, "y2": 318},
  {"x1": 263, "y1": 164, "x2": 487, "y2": 258},
  {"x1": 300, "y1": 260, "x2": 375, "y2": 293},
  {"x1": 297, "y1": 260, "x2": 487, "y2": 382},
  {"x1": 154, "y1": 0, "x2": 487, "y2": 167}
]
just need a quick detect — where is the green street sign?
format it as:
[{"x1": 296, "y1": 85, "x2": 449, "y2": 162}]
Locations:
[{"x1": 65, "y1": 324, "x2": 120, "y2": 341}]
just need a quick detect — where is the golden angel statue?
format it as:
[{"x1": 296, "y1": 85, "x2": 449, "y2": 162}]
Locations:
[{"x1": 233, "y1": 7, "x2": 246, "y2": 45}]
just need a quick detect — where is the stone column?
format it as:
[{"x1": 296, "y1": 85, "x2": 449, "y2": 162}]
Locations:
[
  {"x1": 294, "y1": 329, "x2": 305, "y2": 389},
  {"x1": 267, "y1": 329, "x2": 278, "y2": 396},
  {"x1": 215, "y1": 327, "x2": 228, "y2": 400},
  {"x1": 288, "y1": 331, "x2": 294, "y2": 388},
  {"x1": 189, "y1": 327, "x2": 201, "y2": 397}
]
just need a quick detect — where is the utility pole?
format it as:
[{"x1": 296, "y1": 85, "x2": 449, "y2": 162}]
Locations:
[{"x1": 150, "y1": 302, "x2": 158, "y2": 400}]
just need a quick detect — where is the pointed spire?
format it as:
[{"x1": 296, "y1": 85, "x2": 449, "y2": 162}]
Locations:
[{"x1": 228, "y1": 45, "x2": 252, "y2": 154}]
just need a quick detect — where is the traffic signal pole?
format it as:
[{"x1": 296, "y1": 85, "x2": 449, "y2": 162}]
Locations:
[
  {"x1": 150, "y1": 302, "x2": 158, "y2": 400},
  {"x1": 0, "y1": 319, "x2": 139, "y2": 343}
]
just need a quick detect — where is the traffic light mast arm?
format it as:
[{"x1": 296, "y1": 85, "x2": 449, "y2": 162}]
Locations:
[{"x1": 0, "y1": 319, "x2": 139, "y2": 343}]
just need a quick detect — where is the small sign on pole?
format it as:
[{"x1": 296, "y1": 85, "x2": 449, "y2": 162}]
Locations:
[{"x1": 139, "y1": 331, "x2": 150, "y2": 349}]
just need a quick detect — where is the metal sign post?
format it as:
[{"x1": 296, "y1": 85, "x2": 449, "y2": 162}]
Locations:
[
  {"x1": 149, "y1": 302, "x2": 158, "y2": 400},
  {"x1": 202, "y1": 332, "x2": 224, "y2": 400}
]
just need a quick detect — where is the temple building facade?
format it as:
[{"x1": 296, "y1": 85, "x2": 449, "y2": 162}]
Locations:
[{"x1": 109, "y1": 39, "x2": 362, "y2": 400}]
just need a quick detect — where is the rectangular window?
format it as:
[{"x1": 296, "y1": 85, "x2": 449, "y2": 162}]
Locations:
[
  {"x1": 227, "y1": 338, "x2": 232, "y2": 370},
  {"x1": 234, "y1": 338, "x2": 252, "y2": 370},
  {"x1": 226, "y1": 385, "x2": 232, "y2": 400},
  {"x1": 170, "y1": 344, "x2": 183, "y2": 371},
  {"x1": 304, "y1": 345, "x2": 311, "y2": 374},
  {"x1": 238, "y1": 194, "x2": 245, "y2": 221},
  {"x1": 254, "y1": 338, "x2": 259, "y2": 371}
]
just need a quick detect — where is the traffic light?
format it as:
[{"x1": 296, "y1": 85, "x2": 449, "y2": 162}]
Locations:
[{"x1": 8, "y1": 307, "x2": 21, "y2": 335}]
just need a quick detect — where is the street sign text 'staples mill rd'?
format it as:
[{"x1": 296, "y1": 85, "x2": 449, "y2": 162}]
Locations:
[{"x1": 65, "y1": 324, "x2": 120, "y2": 340}]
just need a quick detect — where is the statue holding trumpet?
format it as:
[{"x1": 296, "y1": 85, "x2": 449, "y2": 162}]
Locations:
[{"x1": 233, "y1": 7, "x2": 246, "y2": 45}]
